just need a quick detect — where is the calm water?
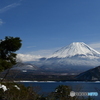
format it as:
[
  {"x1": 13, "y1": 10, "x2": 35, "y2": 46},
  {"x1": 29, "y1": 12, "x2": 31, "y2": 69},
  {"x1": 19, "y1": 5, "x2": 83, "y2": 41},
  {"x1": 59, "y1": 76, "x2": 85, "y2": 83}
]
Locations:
[{"x1": 18, "y1": 81, "x2": 100, "y2": 100}]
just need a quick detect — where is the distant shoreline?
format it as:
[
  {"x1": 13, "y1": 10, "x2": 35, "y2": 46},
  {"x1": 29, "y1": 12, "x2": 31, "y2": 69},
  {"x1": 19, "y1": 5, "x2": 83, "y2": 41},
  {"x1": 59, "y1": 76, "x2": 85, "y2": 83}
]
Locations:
[{"x1": 14, "y1": 80, "x2": 100, "y2": 83}]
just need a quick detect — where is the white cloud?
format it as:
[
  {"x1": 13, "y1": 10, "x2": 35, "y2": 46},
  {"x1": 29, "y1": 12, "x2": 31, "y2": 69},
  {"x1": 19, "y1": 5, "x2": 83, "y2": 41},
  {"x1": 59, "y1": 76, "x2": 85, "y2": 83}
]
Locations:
[
  {"x1": 88, "y1": 42, "x2": 100, "y2": 52},
  {"x1": 0, "y1": 19, "x2": 4, "y2": 25},
  {"x1": 17, "y1": 53, "x2": 42, "y2": 62},
  {"x1": 17, "y1": 47, "x2": 60, "y2": 62},
  {"x1": 89, "y1": 42, "x2": 100, "y2": 49},
  {"x1": 0, "y1": 3, "x2": 20, "y2": 13}
]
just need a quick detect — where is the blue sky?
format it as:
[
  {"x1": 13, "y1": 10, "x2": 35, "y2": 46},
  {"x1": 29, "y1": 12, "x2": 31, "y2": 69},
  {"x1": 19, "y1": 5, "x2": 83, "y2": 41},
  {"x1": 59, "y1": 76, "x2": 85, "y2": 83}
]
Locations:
[{"x1": 1, "y1": 0, "x2": 100, "y2": 61}]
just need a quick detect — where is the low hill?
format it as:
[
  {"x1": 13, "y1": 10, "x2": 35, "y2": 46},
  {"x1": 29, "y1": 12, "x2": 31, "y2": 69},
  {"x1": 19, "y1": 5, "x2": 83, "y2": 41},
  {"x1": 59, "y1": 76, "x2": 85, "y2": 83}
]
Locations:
[{"x1": 75, "y1": 66, "x2": 100, "y2": 81}]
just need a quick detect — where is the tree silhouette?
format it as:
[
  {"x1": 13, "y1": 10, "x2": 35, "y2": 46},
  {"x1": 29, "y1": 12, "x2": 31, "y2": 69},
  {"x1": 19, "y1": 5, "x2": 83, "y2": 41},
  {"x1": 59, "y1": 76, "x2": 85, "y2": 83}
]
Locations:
[{"x1": 0, "y1": 36, "x2": 22, "y2": 72}]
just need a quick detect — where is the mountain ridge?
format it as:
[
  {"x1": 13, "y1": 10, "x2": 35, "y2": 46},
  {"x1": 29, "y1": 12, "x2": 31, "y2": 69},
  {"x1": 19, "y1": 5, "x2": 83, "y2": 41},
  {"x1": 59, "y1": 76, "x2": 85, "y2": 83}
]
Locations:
[
  {"x1": 49, "y1": 42, "x2": 100, "y2": 59},
  {"x1": 36, "y1": 42, "x2": 100, "y2": 73},
  {"x1": 75, "y1": 66, "x2": 100, "y2": 81},
  {"x1": 18, "y1": 42, "x2": 100, "y2": 73}
]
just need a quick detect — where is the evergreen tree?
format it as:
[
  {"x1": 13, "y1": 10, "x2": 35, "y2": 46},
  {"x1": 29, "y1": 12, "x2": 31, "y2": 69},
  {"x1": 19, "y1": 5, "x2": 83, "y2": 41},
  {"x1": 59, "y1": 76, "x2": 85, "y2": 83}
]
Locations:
[{"x1": 0, "y1": 36, "x2": 22, "y2": 71}]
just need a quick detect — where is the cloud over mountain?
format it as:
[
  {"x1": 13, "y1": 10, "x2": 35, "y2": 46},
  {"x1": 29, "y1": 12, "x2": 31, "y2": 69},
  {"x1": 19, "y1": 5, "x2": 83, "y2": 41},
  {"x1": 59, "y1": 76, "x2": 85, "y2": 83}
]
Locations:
[{"x1": 17, "y1": 53, "x2": 41, "y2": 62}]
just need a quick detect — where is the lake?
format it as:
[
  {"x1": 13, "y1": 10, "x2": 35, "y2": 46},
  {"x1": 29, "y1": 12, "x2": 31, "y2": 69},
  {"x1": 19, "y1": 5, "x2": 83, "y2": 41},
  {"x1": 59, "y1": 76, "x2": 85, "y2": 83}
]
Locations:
[{"x1": 17, "y1": 81, "x2": 100, "y2": 100}]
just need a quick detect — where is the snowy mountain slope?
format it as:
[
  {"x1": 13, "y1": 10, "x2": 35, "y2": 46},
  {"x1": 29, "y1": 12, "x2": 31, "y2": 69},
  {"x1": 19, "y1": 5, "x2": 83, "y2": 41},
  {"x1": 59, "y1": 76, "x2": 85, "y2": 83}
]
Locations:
[
  {"x1": 49, "y1": 42, "x2": 100, "y2": 59},
  {"x1": 37, "y1": 42, "x2": 100, "y2": 73},
  {"x1": 11, "y1": 63, "x2": 39, "y2": 71},
  {"x1": 23, "y1": 42, "x2": 100, "y2": 73}
]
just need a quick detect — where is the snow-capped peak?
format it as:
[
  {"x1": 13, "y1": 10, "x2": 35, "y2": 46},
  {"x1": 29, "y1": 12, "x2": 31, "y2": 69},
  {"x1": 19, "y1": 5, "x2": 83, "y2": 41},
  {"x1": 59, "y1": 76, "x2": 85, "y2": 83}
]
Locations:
[{"x1": 49, "y1": 42, "x2": 100, "y2": 58}]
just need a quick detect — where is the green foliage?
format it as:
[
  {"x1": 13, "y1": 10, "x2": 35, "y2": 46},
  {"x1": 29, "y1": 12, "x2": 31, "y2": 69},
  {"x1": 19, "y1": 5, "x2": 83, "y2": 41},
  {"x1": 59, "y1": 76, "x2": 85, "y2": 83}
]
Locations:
[{"x1": 0, "y1": 36, "x2": 22, "y2": 71}]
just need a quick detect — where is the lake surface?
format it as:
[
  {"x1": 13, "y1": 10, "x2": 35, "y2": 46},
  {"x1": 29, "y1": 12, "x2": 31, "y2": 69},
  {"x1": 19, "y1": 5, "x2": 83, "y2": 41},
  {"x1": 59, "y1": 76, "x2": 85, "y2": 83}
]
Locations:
[{"x1": 18, "y1": 81, "x2": 100, "y2": 100}]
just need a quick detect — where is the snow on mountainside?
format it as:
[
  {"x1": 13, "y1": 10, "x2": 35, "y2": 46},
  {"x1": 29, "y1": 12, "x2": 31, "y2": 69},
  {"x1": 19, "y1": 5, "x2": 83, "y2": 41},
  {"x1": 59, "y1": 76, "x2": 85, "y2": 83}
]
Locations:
[
  {"x1": 37, "y1": 42, "x2": 100, "y2": 73},
  {"x1": 24, "y1": 42, "x2": 100, "y2": 73},
  {"x1": 11, "y1": 63, "x2": 39, "y2": 71},
  {"x1": 49, "y1": 42, "x2": 100, "y2": 59}
]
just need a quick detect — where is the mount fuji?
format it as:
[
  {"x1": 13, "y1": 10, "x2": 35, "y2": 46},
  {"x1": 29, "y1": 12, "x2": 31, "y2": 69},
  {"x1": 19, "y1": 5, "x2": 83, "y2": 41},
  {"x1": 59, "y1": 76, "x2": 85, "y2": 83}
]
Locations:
[
  {"x1": 49, "y1": 42, "x2": 100, "y2": 59},
  {"x1": 31, "y1": 42, "x2": 100, "y2": 73}
]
